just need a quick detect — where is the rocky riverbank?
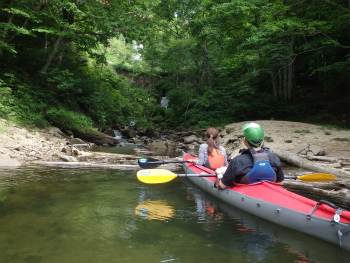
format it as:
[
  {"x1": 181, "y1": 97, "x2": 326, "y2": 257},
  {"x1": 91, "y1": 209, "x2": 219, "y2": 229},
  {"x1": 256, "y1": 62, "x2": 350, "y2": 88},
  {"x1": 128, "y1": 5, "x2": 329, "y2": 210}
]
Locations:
[
  {"x1": 1, "y1": 118, "x2": 350, "y2": 205},
  {"x1": 1, "y1": 118, "x2": 350, "y2": 170}
]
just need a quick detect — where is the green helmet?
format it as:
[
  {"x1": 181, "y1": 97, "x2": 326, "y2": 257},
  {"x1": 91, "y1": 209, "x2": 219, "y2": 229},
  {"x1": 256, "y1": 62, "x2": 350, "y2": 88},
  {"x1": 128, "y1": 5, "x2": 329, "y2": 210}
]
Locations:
[{"x1": 242, "y1": 122, "x2": 264, "y2": 147}]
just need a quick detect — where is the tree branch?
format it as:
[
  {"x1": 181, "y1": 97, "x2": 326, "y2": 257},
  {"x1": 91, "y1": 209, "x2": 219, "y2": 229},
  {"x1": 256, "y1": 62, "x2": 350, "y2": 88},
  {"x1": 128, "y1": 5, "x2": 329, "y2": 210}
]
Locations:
[
  {"x1": 75, "y1": 18, "x2": 162, "y2": 36},
  {"x1": 323, "y1": 0, "x2": 350, "y2": 14}
]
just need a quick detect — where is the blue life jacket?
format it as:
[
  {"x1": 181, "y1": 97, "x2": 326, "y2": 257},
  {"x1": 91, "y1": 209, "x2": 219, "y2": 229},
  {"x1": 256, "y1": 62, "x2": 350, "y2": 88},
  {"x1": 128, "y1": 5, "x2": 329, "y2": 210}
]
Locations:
[{"x1": 240, "y1": 148, "x2": 276, "y2": 184}]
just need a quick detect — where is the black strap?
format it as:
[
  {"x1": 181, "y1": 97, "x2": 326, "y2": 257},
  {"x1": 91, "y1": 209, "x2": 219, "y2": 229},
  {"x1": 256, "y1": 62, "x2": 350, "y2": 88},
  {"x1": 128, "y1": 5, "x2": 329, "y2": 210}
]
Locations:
[
  {"x1": 307, "y1": 200, "x2": 345, "y2": 226},
  {"x1": 307, "y1": 199, "x2": 350, "y2": 248},
  {"x1": 214, "y1": 179, "x2": 234, "y2": 189},
  {"x1": 214, "y1": 178, "x2": 220, "y2": 189}
]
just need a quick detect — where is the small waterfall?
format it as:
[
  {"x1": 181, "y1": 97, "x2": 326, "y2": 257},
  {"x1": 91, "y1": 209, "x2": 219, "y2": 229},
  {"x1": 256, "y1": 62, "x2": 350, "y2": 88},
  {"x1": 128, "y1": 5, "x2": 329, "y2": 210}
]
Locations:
[
  {"x1": 161, "y1": 97, "x2": 169, "y2": 108},
  {"x1": 113, "y1": 130, "x2": 123, "y2": 140}
]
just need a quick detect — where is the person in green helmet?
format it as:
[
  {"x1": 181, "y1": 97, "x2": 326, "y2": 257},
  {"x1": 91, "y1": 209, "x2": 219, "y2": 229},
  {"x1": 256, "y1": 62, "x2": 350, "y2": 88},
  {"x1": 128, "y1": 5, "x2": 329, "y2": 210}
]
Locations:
[{"x1": 216, "y1": 122, "x2": 284, "y2": 189}]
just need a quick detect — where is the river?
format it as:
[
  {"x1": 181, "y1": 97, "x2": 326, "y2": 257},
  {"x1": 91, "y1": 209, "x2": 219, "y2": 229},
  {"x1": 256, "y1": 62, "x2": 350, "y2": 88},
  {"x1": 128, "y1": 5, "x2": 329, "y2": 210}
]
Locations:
[{"x1": 0, "y1": 163, "x2": 349, "y2": 263}]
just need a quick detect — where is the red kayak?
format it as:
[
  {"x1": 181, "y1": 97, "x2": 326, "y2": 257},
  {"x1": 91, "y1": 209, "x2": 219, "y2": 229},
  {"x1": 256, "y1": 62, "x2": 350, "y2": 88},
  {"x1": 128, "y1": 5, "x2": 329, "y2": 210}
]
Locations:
[{"x1": 183, "y1": 152, "x2": 350, "y2": 251}]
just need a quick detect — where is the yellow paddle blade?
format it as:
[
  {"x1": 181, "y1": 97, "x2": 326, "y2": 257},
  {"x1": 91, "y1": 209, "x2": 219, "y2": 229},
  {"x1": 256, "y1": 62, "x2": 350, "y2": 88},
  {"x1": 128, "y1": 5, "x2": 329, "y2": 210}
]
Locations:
[
  {"x1": 297, "y1": 173, "x2": 335, "y2": 182},
  {"x1": 137, "y1": 169, "x2": 178, "y2": 184}
]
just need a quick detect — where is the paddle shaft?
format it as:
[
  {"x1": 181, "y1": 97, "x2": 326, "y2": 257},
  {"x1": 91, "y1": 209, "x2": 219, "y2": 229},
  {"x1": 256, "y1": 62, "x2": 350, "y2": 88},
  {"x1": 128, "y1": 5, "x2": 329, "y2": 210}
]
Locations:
[
  {"x1": 152, "y1": 161, "x2": 187, "y2": 165},
  {"x1": 138, "y1": 158, "x2": 232, "y2": 169},
  {"x1": 177, "y1": 173, "x2": 216, "y2": 177},
  {"x1": 178, "y1": 174, "x2": 333, "y2": 181},
  {"x1": 178, "y1": 175, "x2": 313, "y2": 180},
  {"x1": 144, "y1": 160, "x2": 232, "y2": 165},
  {"x1": 285, "y1": 176, "x2": 299, "y2": 180}
]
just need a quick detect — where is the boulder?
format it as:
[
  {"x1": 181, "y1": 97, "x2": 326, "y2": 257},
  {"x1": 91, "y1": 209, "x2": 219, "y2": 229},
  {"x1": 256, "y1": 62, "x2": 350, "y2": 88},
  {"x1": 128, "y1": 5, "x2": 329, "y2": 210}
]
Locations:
[
  {"x1": 292, "y1": 142, "x2": 309, "y2": 155},
  {"x1": 292, "y1": 143, "x2": 325, "y2": 157},
  {"x1": 0, "y1": 154, "x2": 21, "y2": 168},
  {"x1": 59, "y1": 154, "x2": 78, "y2": 162},
  {"x1": 102, "y1": 128, "x2": 115, "y2": 137},
  {"x1": 123, "y1": 128, "x2": 137, "y2": 139},
  {"x1": 45, "y1": 126, "x2": 66, "y2": 138},
  {"x1": 184, "y1": 135, "x2": 198, "y2": 144},
  {"x1": 309, "y1": 145, "x2": 326, "y2": 156},
  {"x1": 70, "y1": 138, "x2": 86, "y2": 144}
]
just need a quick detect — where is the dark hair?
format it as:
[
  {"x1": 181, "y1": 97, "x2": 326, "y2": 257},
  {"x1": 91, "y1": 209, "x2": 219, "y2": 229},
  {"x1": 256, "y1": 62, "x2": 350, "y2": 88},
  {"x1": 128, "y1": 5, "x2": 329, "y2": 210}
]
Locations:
[
  {"x1": 205, "y1": 127, "x2": 220, "y2": 156},
  {"x1": 245, "y1": 138, "x2": 264, "y2": 148}
]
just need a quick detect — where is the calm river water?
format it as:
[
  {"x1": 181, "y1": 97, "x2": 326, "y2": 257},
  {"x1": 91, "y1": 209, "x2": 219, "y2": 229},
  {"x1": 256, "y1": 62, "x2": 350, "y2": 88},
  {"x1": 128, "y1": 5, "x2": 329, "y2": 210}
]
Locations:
[{"x1": 0, "y1": 165, "x2": 349, "y2": 263}]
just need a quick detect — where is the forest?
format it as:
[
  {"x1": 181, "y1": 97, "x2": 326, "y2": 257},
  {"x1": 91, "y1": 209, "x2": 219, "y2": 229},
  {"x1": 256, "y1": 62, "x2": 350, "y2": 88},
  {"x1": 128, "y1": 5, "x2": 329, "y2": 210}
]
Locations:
[{"x1": 0, "y1": 0, "x2": 349, "y2": 135}]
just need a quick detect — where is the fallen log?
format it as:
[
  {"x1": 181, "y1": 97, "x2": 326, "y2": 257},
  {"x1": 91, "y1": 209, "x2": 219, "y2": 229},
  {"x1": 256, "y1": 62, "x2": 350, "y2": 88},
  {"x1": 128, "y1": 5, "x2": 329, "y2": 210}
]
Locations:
[
  {"x1": 72, "y1": 129, "x2": 119, "y2": 146},
  {"x1": 31, "y1": 161, "x2": 140, "y2": 169},
  {"x1": 271, "y1": 149, "x2": 350, "y2": 182},
  {"x1": 305, "y1": 155, "x2": 339, "y2": 163},
  {"x1": 30, "y1": 161, "x2": 182, "y2": 171},
  {"x1": 283, "y1": 181, "x2": 350, "y2": 209}
]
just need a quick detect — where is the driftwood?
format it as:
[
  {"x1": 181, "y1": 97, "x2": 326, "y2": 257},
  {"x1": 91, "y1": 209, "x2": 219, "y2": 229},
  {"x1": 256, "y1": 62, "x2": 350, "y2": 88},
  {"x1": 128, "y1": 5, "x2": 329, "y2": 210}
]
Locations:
[
  {"x1": 305, "y1": 155, "x2": 338, "y2": 163},
  {"x1": 283, "y1": 181, "x2": 350, "y2": 209},
  {"x1": 301, "y1": 155, "x2": 350, "y2": 166},
  {"x1": 274, "y1": 150, "x2": 350, "y2": 207},
  {"x1": 33, "y1": 161, "x2": 140, "y2": 169},
  {"x1": 271, "y1": 149, "x2": 350, "y2": 182},
  {"x1": 72, "y1": 130, "x2": 119, "y2": 146},
  {"x1": 72, "y1": 144, "x2": 91, "y2": 148},
  {"x1": 31, "y1": 161, "x2": 182, "y2": 172}
]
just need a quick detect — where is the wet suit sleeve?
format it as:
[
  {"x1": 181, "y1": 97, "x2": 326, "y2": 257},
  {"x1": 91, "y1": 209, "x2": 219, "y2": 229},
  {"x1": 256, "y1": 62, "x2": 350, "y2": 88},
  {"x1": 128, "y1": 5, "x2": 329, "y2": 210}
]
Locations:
[
  {"x1": 220, "y1": 161, "x2": 235, "y2": 187},
  {"x1": 220, "y1": 153, "x2": 254, "y2": 185}
]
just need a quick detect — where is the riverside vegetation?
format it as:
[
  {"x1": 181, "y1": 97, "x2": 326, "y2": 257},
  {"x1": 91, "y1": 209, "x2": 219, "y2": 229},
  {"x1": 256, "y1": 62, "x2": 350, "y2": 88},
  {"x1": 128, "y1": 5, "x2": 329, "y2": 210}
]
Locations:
[{"x1": 0, "y1": 1, "x2": 349, "y2": 136}]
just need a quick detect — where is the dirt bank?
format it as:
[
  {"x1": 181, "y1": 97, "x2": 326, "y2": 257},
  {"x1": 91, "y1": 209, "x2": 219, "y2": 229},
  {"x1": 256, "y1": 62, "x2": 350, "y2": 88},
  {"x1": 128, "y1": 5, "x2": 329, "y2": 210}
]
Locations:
[
  {"x1": 0, "y1": 119, "x2": 69, "y2": 167},
  {"x1": 220, "y1": 120, "x2": 350, "y2": 160},
  {"x1": 1, "y1": 118, "x2": 350, "y2": 167}
]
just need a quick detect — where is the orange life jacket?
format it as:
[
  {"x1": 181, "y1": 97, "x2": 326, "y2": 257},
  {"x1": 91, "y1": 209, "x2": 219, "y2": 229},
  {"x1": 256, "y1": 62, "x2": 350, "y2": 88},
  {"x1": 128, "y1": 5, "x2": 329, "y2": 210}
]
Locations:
[{"x1": 205, "y1": 148, "x2": 225, "y2": 170}]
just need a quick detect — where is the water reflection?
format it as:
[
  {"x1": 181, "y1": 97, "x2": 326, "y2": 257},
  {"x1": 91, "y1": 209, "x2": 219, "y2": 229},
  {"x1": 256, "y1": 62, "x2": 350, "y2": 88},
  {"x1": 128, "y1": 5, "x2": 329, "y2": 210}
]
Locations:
[
  {"x1": 0, "y1": 165, "x2": 349, "y2": 263},
  {"x1": 184, "y1": 180, "x2": 350, "y2": 263},
  {"x1": 135, "y1": 199, "x2": 175, "y2": 221}
]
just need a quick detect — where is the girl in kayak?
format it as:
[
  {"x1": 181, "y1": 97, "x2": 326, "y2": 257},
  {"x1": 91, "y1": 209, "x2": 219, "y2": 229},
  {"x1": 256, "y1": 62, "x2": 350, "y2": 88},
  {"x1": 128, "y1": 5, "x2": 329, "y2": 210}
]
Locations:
[
  {"x1": 187, "y1": 127, "x2": 228, "y2": 170},
  {"x1": 217, "y1": 122, "x2": 284, "y2": 189}
]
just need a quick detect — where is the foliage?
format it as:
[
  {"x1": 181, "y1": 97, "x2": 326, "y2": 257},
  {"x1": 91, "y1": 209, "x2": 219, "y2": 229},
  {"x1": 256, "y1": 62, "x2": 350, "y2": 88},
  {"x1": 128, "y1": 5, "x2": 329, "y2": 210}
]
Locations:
[
  {"x1": 45, "y1": 108, "x2": 95, "y2": 131},
  {"x1": 0, "y1": 0, "x2": 349, "y2": 134},
  {"x1": 0, "y1": 79, "x2": 14, "y2": 118}
]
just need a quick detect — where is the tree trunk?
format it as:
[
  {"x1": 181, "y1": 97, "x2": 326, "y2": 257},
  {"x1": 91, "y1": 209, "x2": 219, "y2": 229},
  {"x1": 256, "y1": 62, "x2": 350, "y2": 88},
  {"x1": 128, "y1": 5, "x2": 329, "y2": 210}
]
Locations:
[
  {"x1": 278, "y1": 34, "x2": 296, "y2": 103},
  {"x1": 270, "y1": 66, "x2": 277, "y2": 98},
  {"x1": 40, "y1": 27, "x2": 67, "y2": 73},
  {"x1": 204, "y1": 43, "x2": 213, "y2": 89},
  {"x1": 271, "y1": 149, "x2": 350, "y2": 181},
  {"x1": 282, "y1": 66, "x2": 287, "y2": 99},
  {"x1": 287, "y1": 34, "x2": 295, "y2": 102}
]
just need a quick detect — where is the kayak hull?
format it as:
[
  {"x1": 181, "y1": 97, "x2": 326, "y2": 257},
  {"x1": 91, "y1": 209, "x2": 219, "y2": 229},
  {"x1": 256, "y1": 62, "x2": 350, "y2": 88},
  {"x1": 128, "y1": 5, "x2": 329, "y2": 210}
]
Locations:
[{"x1": 183, "y1": 152, "x2": 350, "y2": 251}]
